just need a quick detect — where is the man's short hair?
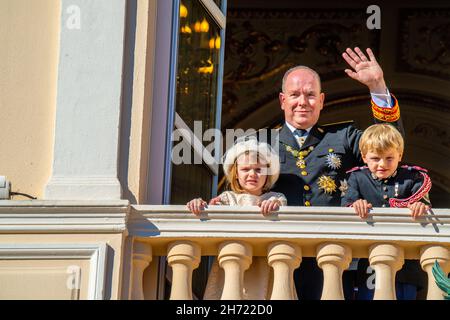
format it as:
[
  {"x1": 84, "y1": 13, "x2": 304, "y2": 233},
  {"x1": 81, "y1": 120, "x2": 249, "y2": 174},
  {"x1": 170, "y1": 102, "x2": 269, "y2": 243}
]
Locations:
[
  {"x1": 359, "y1": 124, "x2": 404, "y2": 155},
  {"x1": 281, "y1": 65, "x2": 322, "y2": 92}
]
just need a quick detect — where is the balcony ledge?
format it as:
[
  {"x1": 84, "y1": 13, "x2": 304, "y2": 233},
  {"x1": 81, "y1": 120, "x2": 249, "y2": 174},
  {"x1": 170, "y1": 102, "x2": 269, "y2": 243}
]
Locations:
[
  {"x1": 129, "y1": 205, "x2": 450, "y2": 256},
  {"x1": 0, "y1": 200, "x2": 129, "y2": 234}
]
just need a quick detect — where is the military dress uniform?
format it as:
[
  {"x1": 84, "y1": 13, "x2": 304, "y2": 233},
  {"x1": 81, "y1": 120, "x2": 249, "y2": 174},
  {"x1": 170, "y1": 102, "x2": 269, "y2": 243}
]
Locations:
[
  {"x1": 270, "y1": 96, "x2": 403, "y2": 299},
  {"x1": 341, "y1": 165, "x2": 432, "y2": 208},
  {"x1": 272, "y1": 97, "x2": 403, "y2": 207},
  {"x1": 342, "y1": 165, "x2": 431, "y2": 300}
]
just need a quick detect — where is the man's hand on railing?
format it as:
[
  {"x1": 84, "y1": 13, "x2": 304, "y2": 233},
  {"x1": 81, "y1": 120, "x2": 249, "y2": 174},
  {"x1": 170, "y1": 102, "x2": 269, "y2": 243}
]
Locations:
[
  {"x1": 186, "y1": 198, "x2": 207, "y2": 215},
  {"x1": 408, "y1": 202, "x2": 430, "y2": 221}
]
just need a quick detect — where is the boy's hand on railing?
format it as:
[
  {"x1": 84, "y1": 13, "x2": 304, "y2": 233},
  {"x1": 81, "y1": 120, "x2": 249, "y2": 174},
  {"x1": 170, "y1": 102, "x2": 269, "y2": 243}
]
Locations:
[
  {"x1": 186, "y1": 198, "x2": 207, "y2": 215},
  {"x1": 352, "y1": 199, "x2": 373, "y2": 219},
  {"x1": 408, "y1": 202, "x2": 430, "y2": 221},
  {"x1": 259, "y1": 199, "x2": 281, "y2": 216}
]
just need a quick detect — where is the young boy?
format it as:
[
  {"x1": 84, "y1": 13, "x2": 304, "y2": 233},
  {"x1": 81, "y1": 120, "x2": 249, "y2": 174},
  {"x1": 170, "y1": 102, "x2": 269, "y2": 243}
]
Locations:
[{"x1": 342, "y1": 123, "x2": 431, "y2": 300}]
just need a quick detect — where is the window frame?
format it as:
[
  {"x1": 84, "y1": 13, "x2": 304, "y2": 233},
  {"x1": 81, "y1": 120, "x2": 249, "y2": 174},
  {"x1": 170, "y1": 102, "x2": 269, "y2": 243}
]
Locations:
[{"x1": 163, "y1": 0, "x2": 227, "y2": 204}]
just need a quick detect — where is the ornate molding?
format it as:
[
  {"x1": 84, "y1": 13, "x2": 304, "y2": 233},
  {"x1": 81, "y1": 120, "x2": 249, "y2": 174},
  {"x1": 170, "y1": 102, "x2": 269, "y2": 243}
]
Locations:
[
  {"x1": 0, "y1": 243, "x2": 108, "y2": 300},
  {"x1": 222, "y1": 8, "x2": 380, "y2": 129},
  {"x1": 411, "y1": 123, "x2": 450, "y2": 149},
  {"x1": 0, "y1": 200, "x2": 129, "y2": 234},
  {"x1": 398, "y1": 9, "x2": 450, "y2": 80},
  {"x1": 428, "y1": 169, "x2": 450, "y2": 193}
]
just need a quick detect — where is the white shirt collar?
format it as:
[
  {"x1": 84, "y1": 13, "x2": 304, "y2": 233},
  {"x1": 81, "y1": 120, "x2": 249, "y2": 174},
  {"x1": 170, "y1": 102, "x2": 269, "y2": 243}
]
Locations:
[{"x1": 285, "y1": 122, "x2": 313, "y2": 134}]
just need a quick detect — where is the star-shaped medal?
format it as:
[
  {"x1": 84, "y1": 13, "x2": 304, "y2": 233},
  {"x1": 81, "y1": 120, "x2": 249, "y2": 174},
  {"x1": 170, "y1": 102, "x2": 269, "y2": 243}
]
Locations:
[
  {"x1": 318, "y1": 175, "x2": 337, "y2": 194},
  {"x1": 325, "y1": 153, "x2": 342, "y2": 170}
]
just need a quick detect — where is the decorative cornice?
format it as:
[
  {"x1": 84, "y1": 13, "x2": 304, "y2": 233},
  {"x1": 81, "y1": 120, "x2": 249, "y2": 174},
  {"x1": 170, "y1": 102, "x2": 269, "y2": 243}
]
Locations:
[
  {"x1": 222, "y1": 7, "x2": 380, "y2": 129},
  {"x1": 398, "y1": 8, "x2": 450, "y2": 80},
  {"x1": 0, "y1": 200, "x2": 129, "y2": 234}
]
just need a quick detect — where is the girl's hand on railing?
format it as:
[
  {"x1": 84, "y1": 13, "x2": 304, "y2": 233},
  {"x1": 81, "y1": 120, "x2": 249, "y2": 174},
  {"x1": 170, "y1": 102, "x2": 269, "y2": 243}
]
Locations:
[
  {"x1": 186, "y1": 198, "x2": 207, "y2": 215},
  {"x1": 209, "y1": 196, "x2": 222, "y2": 205},
  {"x1": 408, "y1": 202, "x2": 430, "y2": 221},
  {"x1": 351, "y1": 199, "x2": 372, "y2": 219},
  {"x1": 259, "y1": 199, "x2": 281, "y2": 216}
]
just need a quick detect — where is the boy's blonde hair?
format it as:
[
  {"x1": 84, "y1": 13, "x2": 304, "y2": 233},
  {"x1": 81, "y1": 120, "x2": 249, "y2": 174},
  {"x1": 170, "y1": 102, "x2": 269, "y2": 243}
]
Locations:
[{"x1": 359, "y1": 124, "x2": 404, "y2": 155}]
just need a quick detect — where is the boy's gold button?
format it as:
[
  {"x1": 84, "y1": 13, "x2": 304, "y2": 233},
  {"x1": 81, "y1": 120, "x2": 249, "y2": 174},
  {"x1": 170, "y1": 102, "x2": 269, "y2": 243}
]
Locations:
[
  {"x1": 328, "y1": 148, "x2": 334, "y2": 153},
  {"x1": 305, "y1": 201, "x2": 311, "y2": 206},
  {"x1": 304, "y1": 185, "x2": 310, "y2": 191},
  {"x1": 301, "y1": 171, "x2": 308, "y2": 176}
]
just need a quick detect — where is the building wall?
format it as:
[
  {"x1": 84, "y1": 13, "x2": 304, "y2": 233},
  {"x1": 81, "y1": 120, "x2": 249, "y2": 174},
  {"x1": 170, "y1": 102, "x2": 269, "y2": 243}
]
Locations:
[
  {"x1": 0, "y1": 0, "x2": 60, "y2": 199},
  {"x1": 0, "y1": 233, "x2": 125, "y2": 300}
]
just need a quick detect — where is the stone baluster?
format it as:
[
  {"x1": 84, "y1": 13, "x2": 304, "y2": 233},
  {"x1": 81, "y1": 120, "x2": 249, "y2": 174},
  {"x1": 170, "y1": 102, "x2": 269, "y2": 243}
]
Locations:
[
  {"x1": 167, "y1": 241, "x2": 201, "y2": 300},
  {"x1": 369, "y1": 243, "x2": 404, "y2": 300},
  {"x1": 217, "y1": 241, "x2": 252, "y2": 300},
  {"x1": 420, "y1": 245, "x2": 450, "y2": 300},
  {"x1": 316, "y1": 243, "x2": 352, "y2": 300},
  {"x1": 267, "y1": 241, "x2": 302, "y2": 300},
  {"x1": 131, "y1": 241, "x2": 152, "y2": 300}
]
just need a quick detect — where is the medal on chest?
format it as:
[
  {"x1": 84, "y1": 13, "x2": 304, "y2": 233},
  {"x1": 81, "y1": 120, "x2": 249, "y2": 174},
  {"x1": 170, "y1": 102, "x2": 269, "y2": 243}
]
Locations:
[
  {"x1": 284, "y1": 144, "x2": 313, "y2": 170},
  {"x1": 318, "y1": 175, "x2": 337, "y2": 194}
]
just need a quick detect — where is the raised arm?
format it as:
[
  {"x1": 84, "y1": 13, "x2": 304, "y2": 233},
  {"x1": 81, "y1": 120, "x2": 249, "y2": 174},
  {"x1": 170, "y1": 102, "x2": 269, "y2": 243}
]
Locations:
[
  {"x1": 342, "y1": 47, "x2": 404, "y2": 135},
  {"x1": 342, "y1": 47, "x2": 386, "y2": 94}
]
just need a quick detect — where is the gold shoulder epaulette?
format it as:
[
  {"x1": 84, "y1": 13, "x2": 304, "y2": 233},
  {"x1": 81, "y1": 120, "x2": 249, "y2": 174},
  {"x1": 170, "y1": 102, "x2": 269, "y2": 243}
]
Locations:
[{"x1": 319, "y1": 120, "x2": 354, "y2": 127}]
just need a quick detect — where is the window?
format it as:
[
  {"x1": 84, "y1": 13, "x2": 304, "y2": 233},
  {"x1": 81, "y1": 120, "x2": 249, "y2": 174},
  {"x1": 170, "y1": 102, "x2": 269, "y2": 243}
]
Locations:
[
  {"x1": 159, "y1": 0, "x2": 227, "y2": 300},
  {"x1": 167, "y1": 0, "x2": 227, "y2": 205}
]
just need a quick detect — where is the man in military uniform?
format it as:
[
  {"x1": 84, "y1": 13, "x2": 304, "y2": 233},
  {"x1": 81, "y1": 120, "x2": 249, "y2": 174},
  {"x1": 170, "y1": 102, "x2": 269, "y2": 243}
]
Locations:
[{"x1": 271, "y1": 47, "x2": 403, "y2": 299}]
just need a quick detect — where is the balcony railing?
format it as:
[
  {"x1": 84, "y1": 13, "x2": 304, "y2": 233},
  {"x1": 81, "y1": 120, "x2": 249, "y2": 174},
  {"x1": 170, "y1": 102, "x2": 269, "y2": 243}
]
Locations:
[{"x1": 128, "y1": 205, "x2": 450, "y2": 300}]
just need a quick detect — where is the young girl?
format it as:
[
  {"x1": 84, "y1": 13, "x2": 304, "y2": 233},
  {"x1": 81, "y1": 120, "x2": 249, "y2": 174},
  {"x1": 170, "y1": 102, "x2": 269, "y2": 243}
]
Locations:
[
  {"x1": 186, "y1": 137, "x2": 287, "y2": 300},
  {"x1": 187, "y1": 137, "x2": 287, "y2": 216}
]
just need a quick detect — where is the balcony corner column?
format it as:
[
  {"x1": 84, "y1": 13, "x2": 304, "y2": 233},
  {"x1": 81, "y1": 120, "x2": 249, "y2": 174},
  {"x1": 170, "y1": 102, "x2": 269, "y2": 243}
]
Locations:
[
  {"x1": 167, "y1": 241, "x2": 201, "y2": 300},
  {"x1": 45, "y1": 0, "x2": 127, "y2": 199},
  {"x1": 131, "y1": 241, "x2": 152, "y2": 300},
  {"x1": 369, "y1": 243, "x2": 404, "y2": 300},
  {"x1": 267, "y1": 241, "x2": 302, "y2": 300},
  {"x1": 218, "y1": 241, "x2": 252, "y2": 300},
  {"x1": 316, "y1": 243, "x2": 352, "y2": 300},
  {"x1": 420, "y1": 245, "x2": 450, "y2": 300}
]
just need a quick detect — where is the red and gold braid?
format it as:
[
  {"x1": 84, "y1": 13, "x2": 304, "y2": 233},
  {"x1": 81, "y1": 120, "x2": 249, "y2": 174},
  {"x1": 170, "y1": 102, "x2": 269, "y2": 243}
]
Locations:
[{"x1": 389, "y1": 172, "x2": 432, "y2": 208}]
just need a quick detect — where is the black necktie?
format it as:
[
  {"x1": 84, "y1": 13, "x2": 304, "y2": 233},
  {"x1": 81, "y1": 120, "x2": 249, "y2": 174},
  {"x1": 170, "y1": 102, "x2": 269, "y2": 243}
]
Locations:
[
  {"x1": 293, "y1": 129, "x2": 307, "y2": 147},
  {"x1": 294, "y1": 129, "x2": 308, "y2": 137}
]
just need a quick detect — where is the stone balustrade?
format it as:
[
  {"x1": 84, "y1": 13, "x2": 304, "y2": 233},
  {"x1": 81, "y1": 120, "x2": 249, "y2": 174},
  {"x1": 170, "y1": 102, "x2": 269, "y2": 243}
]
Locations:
[
  {"x1": 128, "y1": 205, "x2": 450, "y2": 300},
  {"x1": 268, "y1": 241, "x2": 301, "y2": 300}
]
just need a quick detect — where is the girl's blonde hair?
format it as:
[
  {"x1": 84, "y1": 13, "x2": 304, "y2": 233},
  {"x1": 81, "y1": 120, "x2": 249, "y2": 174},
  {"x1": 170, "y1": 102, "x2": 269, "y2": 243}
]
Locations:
[
  {"x1": 227, "y1": 151, "x2": 272, "y2": 193},
  {"x1": 359, "y1": 124, "x2": 404, "y2": 156},
  {"x1": 222, "y1": 138, "x2": 280, "y2": 194}
]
